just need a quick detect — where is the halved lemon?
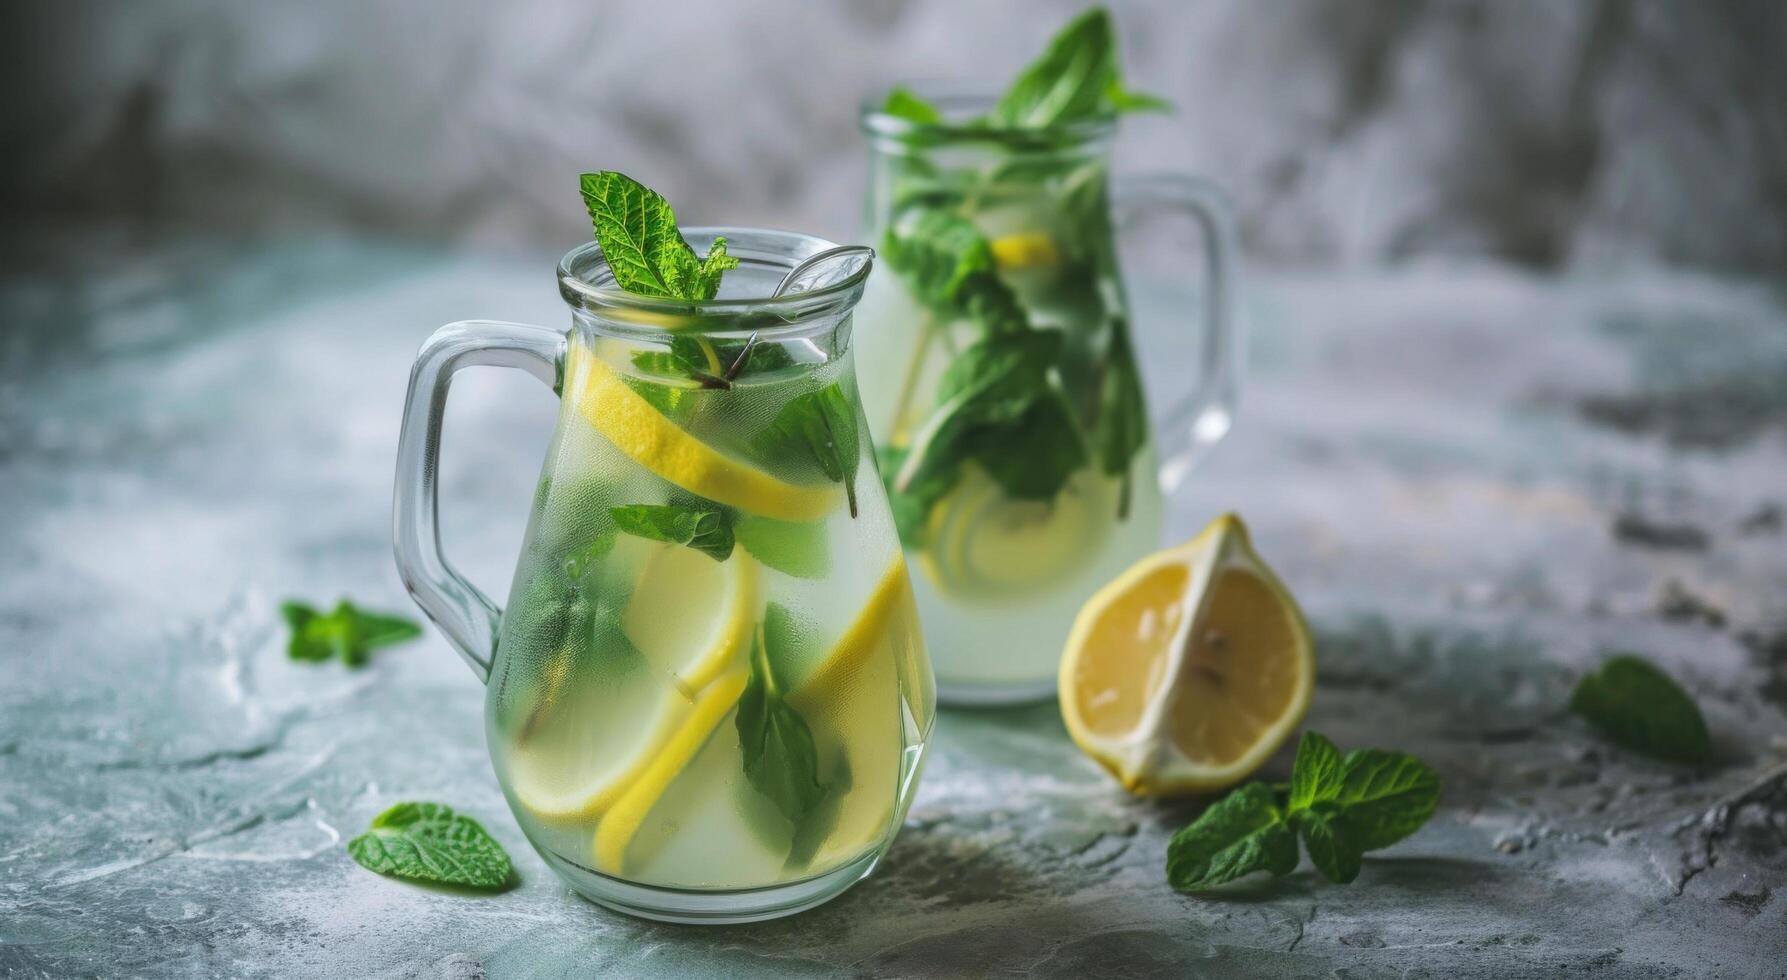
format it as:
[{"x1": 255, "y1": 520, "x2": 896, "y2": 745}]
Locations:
[
  {"x1": 919, "y1": 465, "x2": 1113, "y2": 599},
  {"x1": 622, "y1": 540, "x2": 758, "y2": 695},
  {"x1": 567, "y1": 342, "x2": 837, "y2": 522},
  {"x1": 1060, "y1": 513, "x2": 1313, "y2": 796}
]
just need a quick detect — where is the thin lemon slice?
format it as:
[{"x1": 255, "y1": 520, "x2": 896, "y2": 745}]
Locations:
[
  {"x1": 623, "y1": 541, "x2": 758, "y2": 695},
  {"x1": 787, "y1": 556, "x2": 930, "y2": 873},
  {"x1": 919, "y1": 465, "x2": 1113, "y2": 599},
  {"x1": 1060, "y1": 513, "x2": 1313, "y2": 796},
  {"x1": 567, "y1": 342, "x2": 837, "y2": 522},
  {"x1": 593, "y1": 667, "x2": 750, "y2": 874},
  {"x1": 990, "y1": 231, "x2": 1061, "y2": 271}
]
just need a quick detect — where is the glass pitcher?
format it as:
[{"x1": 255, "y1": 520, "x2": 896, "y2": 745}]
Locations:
[
  {"x1": 392, "y1": 230, "x2": 936, "y2": 923},
  {"x1": 854, "y1": 86, "x2": 1242, "y2": 706}
]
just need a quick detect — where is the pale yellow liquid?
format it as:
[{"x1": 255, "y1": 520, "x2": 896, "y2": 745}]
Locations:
[
  {"x1": 486, "y1": 336, "x2": 934, "y2": 889},
  {"x1": 854, "y1": 273, "x2": 1165, "y2": 697}
]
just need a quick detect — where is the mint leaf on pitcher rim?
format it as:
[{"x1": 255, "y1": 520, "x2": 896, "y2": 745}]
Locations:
[
  {"x1": 578, "y1": 171, "x2": 737, "y2": 302},
  {"x1": 347, "y1": 802, "x2": 513, "y2": 890}
]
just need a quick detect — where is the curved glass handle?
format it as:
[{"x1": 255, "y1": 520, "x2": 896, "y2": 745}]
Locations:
[
  {"x1": 1112, "y1": 175, "x2": 1244, "y2": 496},
  {"x1": 392, "y1": 319, "x2": 564, "y2": 683}
]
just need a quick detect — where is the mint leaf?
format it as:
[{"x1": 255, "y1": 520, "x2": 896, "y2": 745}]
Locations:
[
  {"x1": 881, "y1": 208, "x2": 1030, "y2": 337},
  {"x1": 610, "y1": 504, "x2": 735, "y2": 562},
  {"x1": 578, "y1": 171, "x2": 735, "y2": 301},
  {"x1": 735, "y1": 515, "x2": 830, "y2": 579},
  {"x1": 347, "y1": 802, "x2": 512, "y2": 890},
  {"x1": 1095, "y1": 322, "x2": 1148, "y2": 515},
  {"x1": 753, "y1": 385, "x2": 861, "y2": 517},
  {"x1": 1287, "y1": 730, "x2": 1345, "y2": 811},
  {"x1": 1569, "y1": 654, "x2": 1711, "y2": 764},
  {"x1": 962, "y1": 392, "x2": 1086, "y2": 500},
  {"x1": 736, "y1": 605, "x2": 828, "y2": 834},
  {"x1": 281, "y1": 600, "x2": 421, "y2": 668},
  {"x1": 1169, "y1": 732, "x2": 1441, "y2": 895},
  {"x1": 1166, "y1": 782, "x2": 1298, "y2": 891},
  {"x1": 1331, "y1": 748, "x2": 1443, "y2": 851},
  {"x1": 1293, "y1": 808, "x2": 1362, "y2": 884},
  {"x1": 989, "y1": 7, "x2": 1165, "y2": 128},
  {"x1": 882, "y1": 86, "x2": 942, "y2": 124}
]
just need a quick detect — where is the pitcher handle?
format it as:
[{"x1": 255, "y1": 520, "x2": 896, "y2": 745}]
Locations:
[
  {"x1": 1112, "y1": 175, "x2": 1244, "y2": 496},
  {"x1": 392, "y1": 319, "x2": 565, "y2": 683}
]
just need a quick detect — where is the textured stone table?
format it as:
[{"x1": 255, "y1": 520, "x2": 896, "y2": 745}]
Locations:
[{"x1": 2, "y1": 241, "x2": 1783, "y2": 978}]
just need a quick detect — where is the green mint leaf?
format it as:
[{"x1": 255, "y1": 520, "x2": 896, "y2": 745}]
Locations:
[
  {"x1": 1333, "y1": 749, "x2": 1442, "y2": 851},
  {"x1": 579, "y1": 171, "x2": 733, "y2": 301},
  {"x1": 881, "y1": 208, "x2": 1030, "y2": 337},
  {"x1": 281, "y1": 600, "x2": 421, "y2": 668},
  {"x1": 735, "y1": 515, "x2": 831, "y2": 579},
  {"x1": 962, "y1": 392, "x2": 1087, "y2": 500},
  {"x1": 1569, "y1": 654, "x2": 1711, "y2": 764},
  {"x1": 736, "y1": 605, "x2": 829, "y2": 833},
  {"x1": 347, "y1": 802, "x2": 513, "y2": 890},
  {"x1": 1104, "y1": 74, "x2": 1172, "y2": 114},
  {"x1": 1294, "y1": 808, "x2": 1363, "y2": 884},
  {"x1": 1287, "y1": 730, "x2": 1345, "y2": 811},
  {"x1": 1167, "y1": 782, "x2": 1299, "y2": 891},
  {"x1": 1095, "y1": 322, "x2": 1148, "y2": 513},
  {"x1": 609, "y1": 504, "x2": 735, "y2": 562},
  {"x1": 882, "y1": 86, "x2": 943, "y2": 124},
  {"x1": 990, "y1": 7, "x2": 1120, "y2": 127},
  {"x1": 632, "y1": 335, "x2": 794, "y2": 388},
  {"x1": 877, "y1": 445, "x2": 942, "y2": 548},
  {"x1": 753, "y1": 384, "x2": 861, "y2": 517}
]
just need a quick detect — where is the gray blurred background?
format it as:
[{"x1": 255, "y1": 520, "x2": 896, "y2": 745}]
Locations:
[{"x1": 5, "y1": 0, "x2": 1784, "y2": 272}]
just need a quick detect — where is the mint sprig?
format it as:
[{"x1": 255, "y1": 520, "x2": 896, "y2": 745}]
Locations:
[
  {"x1": 736, "y1": 605, "x2": 829, "y2": 839},
  {"x1": 1167, "y1": 732, "x2": 1440, "y2": 892},
  {"x1": 281, "y1": 600, "x2": 421, "y2": 667},
  {"x1": 609, "y1": 503, "x2": 735, "y2": 562},
  {"x1": 883, "y1": 7, "x2": 1168, "y2": 129},
  {"x1": 579, "y1": 171, "x2": 737, "y2": 301},
  {"x1": 1569, "y1": 654, "x2": 1711, "y2": 764},
  {"x1": 347, "y1": 802, "x2": 513, "y2": 890}
]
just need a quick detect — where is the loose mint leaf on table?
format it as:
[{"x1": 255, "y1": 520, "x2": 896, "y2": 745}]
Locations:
[
  {"x1": 989, "y1": 7, "x2": 1169, "y2": 128},
  {"x1": 610, "y1": 503, "x2": 735, "y2": 562},
  {"x1": 1569, "y1": 654, "x2": 1711, "y2": 764},
  {"x1": 1168, "y1": 732, "x2": 1440, "y2": 893},
  {"x1": 281, "y1": 600, "x2": 421, "y2": 667},
  {"x1": 1286, "y1": 730, "x2": 1345, "y2": 811},
  {"x1": 347, "y1": 802, "x2": 513, "y2": 890},
  {"x1": 1166, "y1": 782, "x2": 1298, "y2": 891},
  {"x1": 736, "y1": 604, "x2": 828, "y2": 832},
  {"x1": 1331, "y1": 748, "x2": 1443, "y2": 850},
  {"x1": 579, "y1": 171, "x2": 737, "y2": 301},
  {"x1": 754, "y1": 385, "x2": 862, "y2": 517}
]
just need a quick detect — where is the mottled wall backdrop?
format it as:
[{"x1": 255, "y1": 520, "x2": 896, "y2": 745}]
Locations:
[{"x1": 5, "y1": 0, "x2": 1784, "y2": 271}]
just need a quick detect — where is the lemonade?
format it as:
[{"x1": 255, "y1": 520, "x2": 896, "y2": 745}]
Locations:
[
  {"x1": 855, "y1": 125, "x2": 1165, "y2": 702},
  {"x1": 486, "y1": 330, "x2": 934, "y2": 892}
]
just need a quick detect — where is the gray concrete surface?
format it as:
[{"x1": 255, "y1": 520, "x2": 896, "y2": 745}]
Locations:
[{"x1": 1, "y1": 241, "x2": 1784, "y2": 977}]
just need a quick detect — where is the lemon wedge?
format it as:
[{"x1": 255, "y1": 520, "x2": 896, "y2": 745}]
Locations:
[
  {"x1": 919, "y1": 465, "x2": 1113, "y2": 599},
  {"x1": 1060, "y1": 513, "x2": 1313, "y2": 796},
  {"x1": 623, "y1": 541, "x2": 758, "y2": 695},
  {"x1": 567, "y1": 342, "x2": 837, "y2": 522}
]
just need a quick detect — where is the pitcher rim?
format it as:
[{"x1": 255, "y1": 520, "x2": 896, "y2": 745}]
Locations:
[
  {"x1": 556, "y1": 227, "x2": 872, "y2": 336},
  {"x1": 859, "y1": 82, "x2": 1117, "y2": 151}
]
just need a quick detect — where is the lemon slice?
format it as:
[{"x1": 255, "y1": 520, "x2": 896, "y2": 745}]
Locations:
[
  {"x1": 593, "y1": 668, "x2": 750, "y2": 874},
  {"x1": 623, "y1": 541, "x2": 758, "y2": 695},
  {"x1": 1060, "y1": 513, "x2": 1313, "y2": 796},
  {"x1": 990, "y1": 231, "x2": 1061, "y2": 271},
  {"x1": 591, "y1": 557, "x2": 929, "y2": 880},
  {"x1": 919, "y1": 465, "x2": 1113, "y2": 599},
  {"x1": 787, "y1": 556, "x2": 929, "y2": 873},
  {"x1": 567, "y1": 342, "x2": 837, "y2": 522}
]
